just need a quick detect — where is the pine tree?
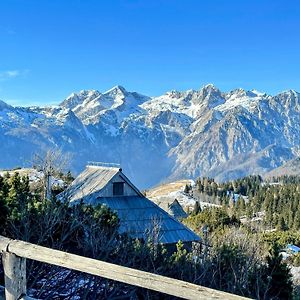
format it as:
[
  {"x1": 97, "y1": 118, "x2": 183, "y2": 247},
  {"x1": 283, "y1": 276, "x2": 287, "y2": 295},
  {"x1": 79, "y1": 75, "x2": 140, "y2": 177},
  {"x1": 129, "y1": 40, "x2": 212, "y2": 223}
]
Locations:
[
  {"x1": 183, "y1": 184, "x2": 187, "y2": 194},
  {"x1": 184, "y1": 184, "x2": 191, "y2": 195},
  {"x1": 0, "y1": 194, "x2": 8, "y2": 233},
  {"x1": 277, "y1": 216, "x2": 287, "y2": 231},
  {"x1": 294, "y1": 208, "x2": 300, "y2": 230},
  {"x1": 235, "y1": 197, "x2": 246, "y2": 216},
  {"x1": 0, "y1": 175, "x2": 9, "y2": 199},
  {"x1": 265, "y1": 244, "x2": 293, "y2": 299},
  {"x1": 7, "y1": 172, "x2": 22, "y2": 220},
  {"x1": 64, "y1": 170, "x2": 74, "y2": 184},
  {"x1": 192, "y1": 201, "x2": 201, "y2": 215},
  {"x1": 196, "y1": 179, "x2": 204, "y2": 193}
]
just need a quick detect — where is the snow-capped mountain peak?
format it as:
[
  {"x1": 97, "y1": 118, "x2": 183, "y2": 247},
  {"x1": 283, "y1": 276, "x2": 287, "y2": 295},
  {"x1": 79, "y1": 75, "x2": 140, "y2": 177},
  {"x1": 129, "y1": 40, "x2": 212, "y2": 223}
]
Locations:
[
  {"x1": 104, "y1": 85, "x2": 128, "y2": 97},
  {"x1": 201, "y1": 83, "x2": 219, "y2": 92},
  {"x1": 197, "y1": 84, "x2": 225, "y2": 108},
  {"x1": 0, "y1": 84, "x2": 300, "y2": 188},
  {"x1": 60, "y1": 90, "x2": 101, "y2": 110},
  {"x1": 214, "y1": 87, "x2": 270, "y2": 112},
  {"x1": 251, "y1": 89, "x2": 266, "y2": 96},
  {"x1": 58, "y1": 86, "x2": 151, "y2": 126}
]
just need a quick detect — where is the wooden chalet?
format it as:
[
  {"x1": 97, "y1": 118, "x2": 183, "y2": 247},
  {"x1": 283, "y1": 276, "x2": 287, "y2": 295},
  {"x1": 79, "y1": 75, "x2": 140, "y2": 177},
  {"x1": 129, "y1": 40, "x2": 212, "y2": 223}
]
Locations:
[{"x1": 60, "y1": 163, "x2": 200, "y2": 246}]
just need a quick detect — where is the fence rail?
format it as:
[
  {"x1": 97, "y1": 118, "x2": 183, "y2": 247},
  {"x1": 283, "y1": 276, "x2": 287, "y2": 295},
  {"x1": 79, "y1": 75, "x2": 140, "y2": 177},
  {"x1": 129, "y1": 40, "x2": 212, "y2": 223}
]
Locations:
[{"x1": 0, "y1": 235, "x2": 251, "y2": 300}]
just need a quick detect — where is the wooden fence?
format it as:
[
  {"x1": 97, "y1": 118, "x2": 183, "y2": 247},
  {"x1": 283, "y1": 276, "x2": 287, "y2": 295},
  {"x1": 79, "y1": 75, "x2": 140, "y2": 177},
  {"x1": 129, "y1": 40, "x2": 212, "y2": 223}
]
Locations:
[{"x1": 0, "y1": 235, "x2": 251, "y2": 300}]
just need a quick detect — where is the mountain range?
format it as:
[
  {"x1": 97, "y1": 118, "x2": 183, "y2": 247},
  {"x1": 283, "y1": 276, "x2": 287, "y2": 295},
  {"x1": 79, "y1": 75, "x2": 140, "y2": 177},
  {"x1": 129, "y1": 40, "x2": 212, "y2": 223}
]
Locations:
[{"x1": 0, "y1": 84, "x2": 299, "y2": 188}]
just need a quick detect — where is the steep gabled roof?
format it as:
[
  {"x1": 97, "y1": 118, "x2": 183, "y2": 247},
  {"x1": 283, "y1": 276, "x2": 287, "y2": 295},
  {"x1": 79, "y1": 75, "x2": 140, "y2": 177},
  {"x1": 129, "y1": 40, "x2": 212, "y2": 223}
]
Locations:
[
  {"x1": 154, "y1": 199, "x2": 188, "y2": 220},
  {"x1": 117, "y1": 171, "x2": 144, "y2": 197},
  {"x1": 60, "y1": 165, "x2": 118, "y2": 202},
  {"x1": 168, "y1": 199, "x2": 188, "y2": 219},
  {"x1": 60, "y1": 165, "x2": 200, "y2": 244},
  {"x1": 60, "y1": 165, "x2": 144, "y2": 203}
]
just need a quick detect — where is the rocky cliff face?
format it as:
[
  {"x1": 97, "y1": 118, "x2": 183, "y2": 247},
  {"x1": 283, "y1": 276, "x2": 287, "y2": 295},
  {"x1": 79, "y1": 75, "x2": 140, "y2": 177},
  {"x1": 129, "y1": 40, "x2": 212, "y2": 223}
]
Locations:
[{"x1": 0, "y1": 84, "x2": 299, "y2": 188}]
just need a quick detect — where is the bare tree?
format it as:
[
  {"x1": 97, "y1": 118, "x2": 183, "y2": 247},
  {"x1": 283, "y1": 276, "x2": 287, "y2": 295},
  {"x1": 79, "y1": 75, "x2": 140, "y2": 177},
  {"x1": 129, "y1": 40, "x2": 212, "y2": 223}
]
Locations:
[{"x1": 32, "y1": 148, "x2": 72, "y2": 199}]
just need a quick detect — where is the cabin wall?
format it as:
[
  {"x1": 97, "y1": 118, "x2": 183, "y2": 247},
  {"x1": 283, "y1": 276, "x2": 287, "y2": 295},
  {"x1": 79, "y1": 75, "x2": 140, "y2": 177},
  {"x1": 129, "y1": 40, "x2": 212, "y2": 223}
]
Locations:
[{"x1": 97, "y1": 173, "x2": 140, "y2": 197}]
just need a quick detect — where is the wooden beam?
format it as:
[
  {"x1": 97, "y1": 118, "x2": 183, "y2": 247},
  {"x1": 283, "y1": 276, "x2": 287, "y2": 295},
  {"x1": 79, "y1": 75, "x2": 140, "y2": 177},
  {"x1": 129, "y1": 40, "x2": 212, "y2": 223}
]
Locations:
[
  {"x1": 0, "y1": 236, "x2": 11, "y2": 252},
  {"x1": 4, "y1": 237, "x2": 250, "y2": 300},
  {"x1": 2, "y1": 252, "x2": 26, "y2": 300}
]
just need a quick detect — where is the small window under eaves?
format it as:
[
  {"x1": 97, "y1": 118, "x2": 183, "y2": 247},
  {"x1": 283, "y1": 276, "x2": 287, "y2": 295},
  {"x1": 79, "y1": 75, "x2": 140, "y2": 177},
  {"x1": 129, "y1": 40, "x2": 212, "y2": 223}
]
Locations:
[{"x1": 113, "y1": 182, "x2": 124, "y2": 196}]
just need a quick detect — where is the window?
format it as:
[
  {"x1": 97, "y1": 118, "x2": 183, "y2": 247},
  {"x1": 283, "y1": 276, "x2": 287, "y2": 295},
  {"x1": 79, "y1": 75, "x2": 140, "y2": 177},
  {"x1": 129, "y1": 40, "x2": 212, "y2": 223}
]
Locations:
[{"x1": 113, "y1": 182, "x2": 124, "y2": 196}]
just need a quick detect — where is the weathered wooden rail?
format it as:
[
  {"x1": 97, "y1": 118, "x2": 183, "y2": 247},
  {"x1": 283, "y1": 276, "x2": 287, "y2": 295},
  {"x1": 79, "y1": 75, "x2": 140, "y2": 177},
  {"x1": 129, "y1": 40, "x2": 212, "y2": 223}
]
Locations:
[{"x1": 0, "y1": 235, "x2": 251, "y2": 300}]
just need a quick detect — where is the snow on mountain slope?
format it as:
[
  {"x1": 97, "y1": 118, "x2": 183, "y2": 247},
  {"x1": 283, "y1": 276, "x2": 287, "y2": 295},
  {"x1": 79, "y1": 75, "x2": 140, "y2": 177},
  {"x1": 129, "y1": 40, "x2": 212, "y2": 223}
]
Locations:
[
  {"x1": 60, "y1": 90, "x2": 102, "y2": 110},
  {"x1": 169, "y1": 88, "x2": 300, "y2": 182},
  {"x1": 141, "y1": 84, "x2": 225, "y2": 118},
  {"x1": 0, "y1": 84, "x2": 300, "y2": 188},
  {"x1": 215, "y1": 89, "x2": 271, "y2": 112},
  {"x1": 264, "y1": 157, "x2": 300, "y2": 178},
  {"x1": 61, "y1": 85, "x2": 150, "y2": 125}
]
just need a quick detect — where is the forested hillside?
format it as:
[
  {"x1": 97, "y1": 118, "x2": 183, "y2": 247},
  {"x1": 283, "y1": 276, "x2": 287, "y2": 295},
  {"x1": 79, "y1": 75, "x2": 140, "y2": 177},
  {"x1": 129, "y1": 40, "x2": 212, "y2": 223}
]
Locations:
[
  {"x1": 190, "y1": 175, "x2": 300, "y2": 231},
  {"x1": 183, "y1": 175, "x2": 300, "y2": 297},
  {"x1": 0, "y1": 171, "x2": 298, "y2": 298}
]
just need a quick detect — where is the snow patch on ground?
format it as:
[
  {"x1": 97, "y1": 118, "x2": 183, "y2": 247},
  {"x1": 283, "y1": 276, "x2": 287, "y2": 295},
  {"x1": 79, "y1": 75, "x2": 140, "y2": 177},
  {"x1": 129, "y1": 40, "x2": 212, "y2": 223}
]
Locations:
[
  {"x1": 0, "y1": 168, "x2": 65, "y2": 187},
  {"x1": 147, "y1": 179, "x2": 221, "y2": 210},
  {"x1": 291, "y1": 266, "x2": 300, "y2": 285}
]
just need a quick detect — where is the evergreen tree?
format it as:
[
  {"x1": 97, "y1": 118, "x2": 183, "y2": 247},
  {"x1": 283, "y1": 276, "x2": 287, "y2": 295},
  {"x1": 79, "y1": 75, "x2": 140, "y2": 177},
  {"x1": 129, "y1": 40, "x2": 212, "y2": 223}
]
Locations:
[
  {"x1": 0, "y1": 175, "x2": 8, "y2": 226},
  {"x1": 235, "y1": 197, "x2": 246, "y2": 216},
  {"x1": 294, "y1": 209, "x2": 300, "y2": 230},
  {"x1": 192, "y1": 201, "x2": 201, "y2": 215},
  {"x1": 184, "y1": 184, "x2": 191, "y2": 194},
  {"x1": 7, "y1": 172, "x2": 23, "y2": 220},
  {"x1": 0, "y1": 194, "x2": 8, "y2": 233},
  {"x1": 64, "y1": 170, "x2": 74, "y2": 184},
  {"x1": 265, "y1": 244, "x2": 293, "y2": 300},
  {"x1": 277, "y1": 216, "x2": 287, "y2": 231}
]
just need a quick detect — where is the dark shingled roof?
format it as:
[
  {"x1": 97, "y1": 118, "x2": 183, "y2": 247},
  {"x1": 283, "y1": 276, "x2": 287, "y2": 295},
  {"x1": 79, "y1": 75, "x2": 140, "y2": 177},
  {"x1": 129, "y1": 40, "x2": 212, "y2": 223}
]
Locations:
[
  {"x1": 61, "y1": 165, "x2": 200, "y2": 244},
  {"x1": 88, "y1": 196, "x2": 199, "y2": 244}
]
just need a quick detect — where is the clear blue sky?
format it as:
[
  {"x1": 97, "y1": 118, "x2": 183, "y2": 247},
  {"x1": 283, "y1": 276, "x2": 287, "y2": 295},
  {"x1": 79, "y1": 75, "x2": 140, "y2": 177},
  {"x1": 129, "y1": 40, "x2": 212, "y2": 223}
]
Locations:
[{"x1": 1, "y1": 0, "x2": 300, "y2": 106}]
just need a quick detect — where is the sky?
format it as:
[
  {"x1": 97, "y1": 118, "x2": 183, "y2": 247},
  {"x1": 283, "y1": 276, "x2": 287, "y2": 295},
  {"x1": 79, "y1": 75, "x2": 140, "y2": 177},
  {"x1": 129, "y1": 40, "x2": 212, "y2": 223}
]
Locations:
[{"x1": 1, "y1": 0, "x2": 300, "y2": 106}]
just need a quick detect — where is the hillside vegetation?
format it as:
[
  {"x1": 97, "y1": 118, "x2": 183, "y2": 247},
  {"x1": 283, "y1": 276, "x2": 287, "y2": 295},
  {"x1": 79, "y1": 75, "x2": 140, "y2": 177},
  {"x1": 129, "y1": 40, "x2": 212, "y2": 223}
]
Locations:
[{"x1": 0, "y1": 171, "x2": 298, "y2": 299}]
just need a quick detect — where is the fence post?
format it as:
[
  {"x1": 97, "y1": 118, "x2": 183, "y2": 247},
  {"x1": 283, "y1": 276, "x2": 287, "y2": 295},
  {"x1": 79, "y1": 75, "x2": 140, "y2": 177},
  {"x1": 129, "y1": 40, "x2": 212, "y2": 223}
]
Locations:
[{"x1": 2, "y1": 252, "x2": 26, "y2": 300}]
